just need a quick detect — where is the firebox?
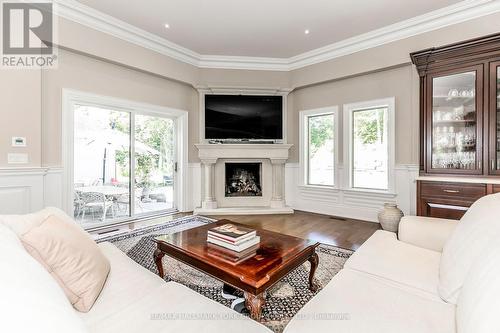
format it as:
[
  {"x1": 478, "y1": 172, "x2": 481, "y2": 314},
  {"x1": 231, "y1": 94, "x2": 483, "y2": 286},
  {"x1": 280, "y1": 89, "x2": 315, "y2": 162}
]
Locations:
[{"x1": 225, "y1": 163, "x2": 262, "y2": 197}]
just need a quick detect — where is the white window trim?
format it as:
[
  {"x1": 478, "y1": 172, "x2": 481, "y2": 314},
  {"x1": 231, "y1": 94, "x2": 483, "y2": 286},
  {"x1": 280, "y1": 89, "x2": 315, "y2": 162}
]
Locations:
[
  {"x1": 299, "y1": 106, "x2": 339, "y2": 188},
  {"x1": 61, "y1": 89, "x2": 189, "y2": 223},
  {"x1": 343, "y1": 97, "x2": 396, "y2": 194}
]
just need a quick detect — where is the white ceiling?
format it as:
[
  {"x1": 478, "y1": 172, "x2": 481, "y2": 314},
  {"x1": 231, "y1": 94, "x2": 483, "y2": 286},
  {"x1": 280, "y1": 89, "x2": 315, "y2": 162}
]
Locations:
[{"x1": 76, "y1": 0, "x2": 464, "y2": 58}]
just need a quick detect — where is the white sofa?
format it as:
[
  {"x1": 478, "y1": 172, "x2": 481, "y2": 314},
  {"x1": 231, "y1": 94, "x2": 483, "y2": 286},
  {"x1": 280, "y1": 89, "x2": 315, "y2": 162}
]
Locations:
[
  {"x1": 0, "y1": 208, "x2": 270, "y2": 333},
  {"x1": 3, "y1": 192, "x2": 500, "y2": 333},
  {"x1": 285, "y1": 193, "x2": 500, "y2": 333}
]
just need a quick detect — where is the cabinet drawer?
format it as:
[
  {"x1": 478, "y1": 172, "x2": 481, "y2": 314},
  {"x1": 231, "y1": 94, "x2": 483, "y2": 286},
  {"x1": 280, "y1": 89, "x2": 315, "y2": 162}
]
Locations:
[
  {"x1": 493, "y1": 185, "x2": 500, "y2": 194},
  {"x1": 420, "y1": 182, "x2": 486, "y2": 201},
  {"x1": 421, "y1": 201, "x2": 468, "y2": 220}
]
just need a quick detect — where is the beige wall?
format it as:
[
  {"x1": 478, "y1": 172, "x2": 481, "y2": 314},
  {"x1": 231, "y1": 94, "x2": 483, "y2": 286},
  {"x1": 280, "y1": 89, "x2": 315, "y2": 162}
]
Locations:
[
  {"x1": 291, "y1": 11, "x2": 500, "y2": 88},
  {"x1": 2, "y1": 13, "x2": 500, "y2": 169},
  {"x1": 0, "y1": 70, "x2": 42, "y2": 167},
  {"x1": 198, "y1": 68, "x2": 290, "y2": 88},
  {"x1": 288, "y1": 65, "x2": 420, "y2": 164},
  {"x1": 41, "y1": 49, "x2": 199, "y2": 166},
  {"x1": 57, "y1": 17, "x2": 199, "y2": 86}
]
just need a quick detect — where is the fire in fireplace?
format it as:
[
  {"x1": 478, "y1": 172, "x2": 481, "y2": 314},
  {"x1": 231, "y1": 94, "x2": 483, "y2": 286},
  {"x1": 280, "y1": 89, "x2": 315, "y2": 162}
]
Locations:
[{"x1": 225, "y1": 163, "x2": 262, "y2": 197}]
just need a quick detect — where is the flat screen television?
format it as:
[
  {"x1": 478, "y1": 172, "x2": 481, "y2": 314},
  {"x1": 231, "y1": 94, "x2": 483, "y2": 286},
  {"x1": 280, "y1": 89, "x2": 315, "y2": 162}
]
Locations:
[{"x1": 205, "y1": 94, "x2": 283, "y2": 140}]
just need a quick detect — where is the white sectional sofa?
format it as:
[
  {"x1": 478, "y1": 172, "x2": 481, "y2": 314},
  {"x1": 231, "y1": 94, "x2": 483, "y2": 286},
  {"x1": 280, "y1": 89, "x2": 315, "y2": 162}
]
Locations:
[
  {"x1": 0, "y1": 209, "x2": 270, "y2": 333},
  {"x1": 284, "y1": 193, "x2": 500, "y2": 333},
  {"x1": 2, "y1": 193, "x2": 500, "y2": 333}
]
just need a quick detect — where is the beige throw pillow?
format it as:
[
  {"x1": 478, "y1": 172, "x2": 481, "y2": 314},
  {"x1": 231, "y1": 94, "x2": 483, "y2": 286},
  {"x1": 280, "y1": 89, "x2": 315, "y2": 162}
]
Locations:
[{"x1": 21, "y1": 214, "x2": 110, "y2": 312}]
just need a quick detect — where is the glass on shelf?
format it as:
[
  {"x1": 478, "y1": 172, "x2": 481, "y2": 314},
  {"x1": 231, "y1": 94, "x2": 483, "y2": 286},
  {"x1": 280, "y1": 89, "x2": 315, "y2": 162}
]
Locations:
[{"x1": 431, "y1": 71, "x2": 477, "y2": 170}]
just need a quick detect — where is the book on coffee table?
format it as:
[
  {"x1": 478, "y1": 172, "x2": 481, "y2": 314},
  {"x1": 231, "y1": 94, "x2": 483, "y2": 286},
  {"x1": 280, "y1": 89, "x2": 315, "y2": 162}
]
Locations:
[
  {"x1": 208, "y1": 223, "x2": 256, "y2": 242},
  {"x1": 208, "y1": 235, "x2": 260, "y2": 252},
  {"x1": 207, "y1": 223, "x2": 259, "y2": 252},
  {"x1": 206, "y1": 243, "x2": 259, "y2": 265}
]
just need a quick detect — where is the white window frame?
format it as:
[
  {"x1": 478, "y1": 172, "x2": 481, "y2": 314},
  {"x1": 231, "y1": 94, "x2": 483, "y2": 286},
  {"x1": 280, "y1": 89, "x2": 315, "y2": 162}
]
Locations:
[
  {"x1": 299, "y1": 106, "x2": 339, "y2": 188},
  {"x1": 343, "y1": 97, "x2": 395, "y2": 194},
  {"x1": 62, "y1": 89, "x2": 189, "y2": 228}
]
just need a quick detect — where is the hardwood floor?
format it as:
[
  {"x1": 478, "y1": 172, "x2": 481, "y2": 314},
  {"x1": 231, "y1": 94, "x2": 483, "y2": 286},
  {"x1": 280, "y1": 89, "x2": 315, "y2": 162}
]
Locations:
[
  {"x1": 210, "y1": 210, "x2": 380, "y2": 251},
  {"x1": 119, "y1": 210, "x2": 380, "y2": 251}
]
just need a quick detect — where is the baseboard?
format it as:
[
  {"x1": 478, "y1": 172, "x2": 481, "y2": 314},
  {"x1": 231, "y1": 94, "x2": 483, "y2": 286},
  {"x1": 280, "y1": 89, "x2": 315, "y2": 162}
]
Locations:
[{"x1": 194, "y1": 206, "x2": 294, "y2": 215}]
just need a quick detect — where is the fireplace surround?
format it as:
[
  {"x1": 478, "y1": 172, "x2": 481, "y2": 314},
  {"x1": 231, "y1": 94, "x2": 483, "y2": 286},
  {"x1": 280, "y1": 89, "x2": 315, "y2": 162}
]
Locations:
[{"x1": 194, "y1": 143, "x2": 293, "y2": 215}]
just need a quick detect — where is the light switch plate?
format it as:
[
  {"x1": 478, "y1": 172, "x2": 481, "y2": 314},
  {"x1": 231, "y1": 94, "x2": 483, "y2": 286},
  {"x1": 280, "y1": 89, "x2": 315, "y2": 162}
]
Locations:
[
  {"x1": 7, "y1": 153, "x2": 29, "y2": 164},
  {"x1": 11, "y1": 137, "x2": 27, "y2": 147}
]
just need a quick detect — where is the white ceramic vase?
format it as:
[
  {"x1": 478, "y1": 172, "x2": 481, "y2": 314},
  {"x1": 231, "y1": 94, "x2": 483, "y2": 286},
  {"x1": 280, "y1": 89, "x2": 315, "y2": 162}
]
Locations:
[{"x1": 378, "y1": 203, "x2": 404, "y2": 232}]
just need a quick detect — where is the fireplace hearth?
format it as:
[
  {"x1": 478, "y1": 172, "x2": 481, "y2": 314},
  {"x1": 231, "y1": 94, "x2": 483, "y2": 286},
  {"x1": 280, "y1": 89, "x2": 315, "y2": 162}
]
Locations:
[{"x1": 225, "y1": 163, "x2": 262, "y2": 197}]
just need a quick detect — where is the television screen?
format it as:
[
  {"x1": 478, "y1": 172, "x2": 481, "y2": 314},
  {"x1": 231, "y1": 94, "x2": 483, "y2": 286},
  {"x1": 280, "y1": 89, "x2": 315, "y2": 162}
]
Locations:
[{"x1": 205, "y1": 95, "x2": 283, "y2": 140}]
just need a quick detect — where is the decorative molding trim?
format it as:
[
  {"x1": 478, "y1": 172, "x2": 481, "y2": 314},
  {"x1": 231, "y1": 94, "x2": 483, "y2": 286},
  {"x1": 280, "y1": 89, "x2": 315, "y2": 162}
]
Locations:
[
  {"x1": 196, "y1": 86, "x2": 291, "y2": 143},
  {"x1": 195, "y1": 85, "x2": 293, "y2": 95},
  {"x1": 0, "y1": 167, "x2": 53, "y2": 176},
  {"x1": 285, "y1": 163, "x2": 419, "y2": 221},
  {"x1": 54, "y1": 0, "x2": 500, "y2": 71}
]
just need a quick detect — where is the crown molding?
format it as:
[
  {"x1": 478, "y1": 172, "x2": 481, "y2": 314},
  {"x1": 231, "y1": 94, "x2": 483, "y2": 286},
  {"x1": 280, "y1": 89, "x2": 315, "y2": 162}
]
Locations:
[
  {"x1": 194, "y1": 85, "x2": 293, "y2": 95},
  {"x1": 54, "y1": 0, "x2": 500, "y2": 72}
]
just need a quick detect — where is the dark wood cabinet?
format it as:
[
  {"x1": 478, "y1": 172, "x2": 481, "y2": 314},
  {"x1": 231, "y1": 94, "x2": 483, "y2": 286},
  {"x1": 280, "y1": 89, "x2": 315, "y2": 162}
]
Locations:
[
  {"x1": 489, "y1": 61, "x2": 500, "y2": 175},
  {"x1": 417, "y1": 181, "x2": 487, "y2": 219},
  {"x1": 412, "y1": 34, "x2": 500, "y2": 219}
]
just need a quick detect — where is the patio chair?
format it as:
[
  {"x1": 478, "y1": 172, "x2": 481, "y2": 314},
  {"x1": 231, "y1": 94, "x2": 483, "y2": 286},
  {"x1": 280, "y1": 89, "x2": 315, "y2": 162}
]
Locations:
[
  {"x1": 73, "y1": 191, "x2": 85, "y2": 219},
  {"x1": 80, "y1": 191, "x2": 115, "y2": 221},
  {"x1": 115, "y1": 193, "x2": 130, "y2": 215}
]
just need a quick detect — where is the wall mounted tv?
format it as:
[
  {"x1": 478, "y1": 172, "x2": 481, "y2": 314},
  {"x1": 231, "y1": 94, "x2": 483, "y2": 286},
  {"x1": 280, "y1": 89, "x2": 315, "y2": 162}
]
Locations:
[{"x1": 205, "y1": 94, "x2": 283, "y2": 140}]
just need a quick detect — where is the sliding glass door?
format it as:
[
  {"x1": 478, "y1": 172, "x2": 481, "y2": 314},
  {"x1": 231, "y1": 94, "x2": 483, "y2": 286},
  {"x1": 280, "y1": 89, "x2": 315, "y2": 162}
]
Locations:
[
  {"x1": 73, "y1": 104, "x2": 176, "y2": 229},
  {"x1": 134, "y1": 114, "x2": 175, "y2": 216}
]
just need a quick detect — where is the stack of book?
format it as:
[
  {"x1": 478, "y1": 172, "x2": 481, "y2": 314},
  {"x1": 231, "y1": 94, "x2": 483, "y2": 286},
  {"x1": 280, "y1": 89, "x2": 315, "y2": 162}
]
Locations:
[
  {"x1": 207, "y1": 223, "x2": 260, "y2": 252},
  {"x1": 206, "y1": 245, "x2": 258, "y2": 265}
]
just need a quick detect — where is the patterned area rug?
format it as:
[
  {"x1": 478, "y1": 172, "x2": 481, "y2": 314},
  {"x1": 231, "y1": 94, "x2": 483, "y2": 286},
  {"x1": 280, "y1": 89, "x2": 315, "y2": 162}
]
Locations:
[{"x1": 99, "y1": 216, "x2": 353, "y2": 332}]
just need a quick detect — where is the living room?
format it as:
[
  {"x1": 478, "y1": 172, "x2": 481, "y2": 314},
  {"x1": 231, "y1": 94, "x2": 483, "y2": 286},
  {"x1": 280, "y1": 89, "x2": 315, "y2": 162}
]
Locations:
[{"x1": 1, "y1": 0, "x2": 500, "y2": 332}]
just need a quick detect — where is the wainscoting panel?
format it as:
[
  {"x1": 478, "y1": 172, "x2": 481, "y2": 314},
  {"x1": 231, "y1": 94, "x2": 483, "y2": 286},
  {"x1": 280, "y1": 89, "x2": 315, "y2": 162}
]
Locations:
[
  {"x1": 44, "y1": 168, "x2": 64, "y2": 209},
  {"x1": 285, "y1": 163, "x2": 419, "y2": 222},
  {"x1": 187, "y1": 163, "x2": 202, "y2": 212},
  {"x1": 0, "y1": 186, "x2": 31, "y2": 214},
  {"x1": 0, "y1": 164, "x2": 418, "y2": 222},
  {"x1": 0, "y1": 168, "x2": 50, "y2": 214}
]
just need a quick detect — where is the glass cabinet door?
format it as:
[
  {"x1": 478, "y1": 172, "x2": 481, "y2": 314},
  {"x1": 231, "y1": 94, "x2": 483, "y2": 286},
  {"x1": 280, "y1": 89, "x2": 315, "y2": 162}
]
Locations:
[
  {"x1": 430, "y1": 69, "x2": 482, "y2": 173},
  {"x1": 493, "y1": 64, "x2": 500, "y2": 173}
]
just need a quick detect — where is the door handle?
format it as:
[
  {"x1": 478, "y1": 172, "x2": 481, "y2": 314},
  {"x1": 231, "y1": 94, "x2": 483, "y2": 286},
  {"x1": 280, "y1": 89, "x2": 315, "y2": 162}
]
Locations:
[{"x1": 492, "y1": 159, "x2": 496, "y2": 171}]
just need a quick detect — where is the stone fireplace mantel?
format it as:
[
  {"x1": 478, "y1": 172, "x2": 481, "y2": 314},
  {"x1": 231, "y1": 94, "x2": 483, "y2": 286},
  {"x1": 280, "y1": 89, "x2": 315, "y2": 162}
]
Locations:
[{"x1": 194, "y1": 144, "x2": 294, "y2": 215}]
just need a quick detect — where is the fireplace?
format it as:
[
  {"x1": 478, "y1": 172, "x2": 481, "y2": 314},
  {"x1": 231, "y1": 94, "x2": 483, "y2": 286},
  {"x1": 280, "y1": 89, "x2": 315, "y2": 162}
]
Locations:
[
  {"x1": 194, "y1": 143, "x2": 293, "y2": 214},
  {"x1": 225, "y1": 163, "x2": 262, "y2": 197}
]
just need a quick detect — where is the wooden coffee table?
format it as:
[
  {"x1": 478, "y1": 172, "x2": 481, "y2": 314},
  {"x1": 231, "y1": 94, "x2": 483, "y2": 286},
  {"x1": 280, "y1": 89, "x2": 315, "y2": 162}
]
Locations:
[{"x1": 153, "y1": 219, "x2": 319, "y2": 321}]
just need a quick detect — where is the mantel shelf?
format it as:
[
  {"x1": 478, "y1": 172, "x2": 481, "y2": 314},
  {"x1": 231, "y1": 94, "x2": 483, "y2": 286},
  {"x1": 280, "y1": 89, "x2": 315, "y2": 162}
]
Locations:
[{"x1": 195, "y1": 143, "x2": 293, "y2": 161}]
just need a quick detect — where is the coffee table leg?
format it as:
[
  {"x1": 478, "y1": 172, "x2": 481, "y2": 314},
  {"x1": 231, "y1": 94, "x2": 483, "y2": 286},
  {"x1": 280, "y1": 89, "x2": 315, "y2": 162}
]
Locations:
[
  {"x1": 308, "y1": 251, "x2": 319, "y2": 292},
  {"x1": 154, "y1": 248, "x2": 166, "y2": 278},
  {"x1": 244, "y1": 292, "x2": 265, "y2": 321}
]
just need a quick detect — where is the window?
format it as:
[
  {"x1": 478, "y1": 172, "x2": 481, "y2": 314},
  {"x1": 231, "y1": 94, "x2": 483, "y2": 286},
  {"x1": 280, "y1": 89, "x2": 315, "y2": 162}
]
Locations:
[
  {"x1": 300, "y1": 107, "x2": 338, "y2": 187},
  {"x1": 345, "y1": 98, "x2": 395, "y2": 191}
]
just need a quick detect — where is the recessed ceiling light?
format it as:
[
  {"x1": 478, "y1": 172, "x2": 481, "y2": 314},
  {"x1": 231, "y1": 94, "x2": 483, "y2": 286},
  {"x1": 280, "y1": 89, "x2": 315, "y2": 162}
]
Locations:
[
  {"x1": 304, "y1": 29, "x2": 310, "y2": 35},
  {"x1": 164, "y1": 23, "x2": 170, "y2": 29}
]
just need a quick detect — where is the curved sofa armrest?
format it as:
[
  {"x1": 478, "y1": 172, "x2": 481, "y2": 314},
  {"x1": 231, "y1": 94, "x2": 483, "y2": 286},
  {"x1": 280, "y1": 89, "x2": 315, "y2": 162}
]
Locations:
[{"x1": 398, "y1": 216, "x2": 459, "y2": 252}]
